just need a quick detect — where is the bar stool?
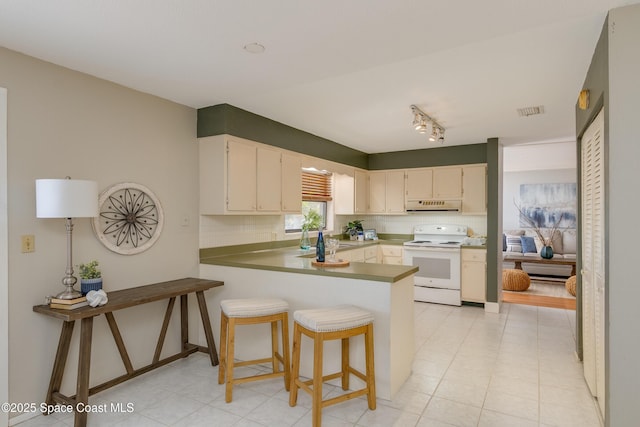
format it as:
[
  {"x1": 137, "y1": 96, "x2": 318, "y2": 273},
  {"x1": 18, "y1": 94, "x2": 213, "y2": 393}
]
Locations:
[
  {"x1": 218, "y1": 298, "x2": 290, "y2": 403},
  {"x1": 289, "y1": 304, "x2": 376, "y2": 427}
]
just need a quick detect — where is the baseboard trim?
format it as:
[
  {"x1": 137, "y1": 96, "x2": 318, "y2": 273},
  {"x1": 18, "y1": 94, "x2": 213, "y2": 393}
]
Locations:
[
  {"x1": 8, "y1": 410, "x2": 42, "y2": 426},
  {"x1": 484, "y1": 302, "x2": 501, "y2": 313}
]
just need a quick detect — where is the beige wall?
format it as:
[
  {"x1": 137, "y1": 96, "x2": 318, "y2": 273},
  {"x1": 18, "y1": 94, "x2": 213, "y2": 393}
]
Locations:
[{"x1": 0, "y1": 46, "x2": 199, "y2": 421}]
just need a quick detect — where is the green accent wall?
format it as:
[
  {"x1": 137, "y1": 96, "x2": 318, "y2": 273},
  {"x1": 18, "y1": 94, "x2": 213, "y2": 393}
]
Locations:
[
  {"x1": 198, "y1": 104, "x2": 369, "y2": 169},
  {"x1": 368, "y1": 143, "x2": 487, "y2": 170},
  {"x1": 574, "y1": 16, "x2": 608, "y2": 363},
  {"x1": 485, "y1": 138, "x2": 501, "y2": 303}
]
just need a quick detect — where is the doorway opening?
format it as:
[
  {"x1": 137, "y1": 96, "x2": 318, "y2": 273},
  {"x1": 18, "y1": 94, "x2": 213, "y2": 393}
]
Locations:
[{"x1": 501, "y1": 142, "x2": 577, "y2": 310}]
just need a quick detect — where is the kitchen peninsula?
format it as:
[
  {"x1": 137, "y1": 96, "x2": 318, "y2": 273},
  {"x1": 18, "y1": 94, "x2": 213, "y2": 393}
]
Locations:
[{"x1": 199, "y1": 242, "x2": 417, "y2": 399}]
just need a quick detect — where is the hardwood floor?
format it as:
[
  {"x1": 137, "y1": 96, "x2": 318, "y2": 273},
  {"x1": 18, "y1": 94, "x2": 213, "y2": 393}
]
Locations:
[{"x1": 502, "y1": 291, "x2": 576, "y2": 310}]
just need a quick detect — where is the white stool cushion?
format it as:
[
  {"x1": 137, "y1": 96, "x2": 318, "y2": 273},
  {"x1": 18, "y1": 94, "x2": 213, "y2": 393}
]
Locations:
[
  {"x1": 221, "y1": 298, "x2": 289, "y2": 318},
  {"x1": 294, "y1": 305, "x2": 374, "y2": 332}
]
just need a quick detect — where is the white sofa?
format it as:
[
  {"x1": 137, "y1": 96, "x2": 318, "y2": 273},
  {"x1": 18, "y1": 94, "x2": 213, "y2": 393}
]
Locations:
[{"x1": 502, "y1": 228, "x2": 576, "y2": 277}]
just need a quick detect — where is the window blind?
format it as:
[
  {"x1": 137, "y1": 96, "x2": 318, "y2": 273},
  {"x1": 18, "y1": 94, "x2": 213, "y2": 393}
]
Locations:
[{"x1": 302, "y1": 171, "x2": 332, "y2": 201}]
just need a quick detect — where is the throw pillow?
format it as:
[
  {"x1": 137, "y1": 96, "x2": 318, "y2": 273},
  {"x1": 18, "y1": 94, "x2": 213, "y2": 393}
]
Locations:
[
  {"x1": 503, "y1": 233, "x2": 507, "y2": 251},
  {"x1": 520, "y1": 236, "x2": 537, "y2": 253},
  {"x1": 505, "y1": 234, "x2": 523, "y2": 253}
]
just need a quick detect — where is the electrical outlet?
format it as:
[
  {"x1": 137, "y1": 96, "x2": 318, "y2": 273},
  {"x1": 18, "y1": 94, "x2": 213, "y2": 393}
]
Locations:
[{"x1": 21, "y1": 235, "x2": 35, "y2": 253}]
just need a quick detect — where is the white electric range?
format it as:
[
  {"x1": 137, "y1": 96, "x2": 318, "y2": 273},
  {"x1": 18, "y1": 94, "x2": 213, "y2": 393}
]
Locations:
[{"x1": 403, "y1": 224, "x2": 468, "y2": 306}]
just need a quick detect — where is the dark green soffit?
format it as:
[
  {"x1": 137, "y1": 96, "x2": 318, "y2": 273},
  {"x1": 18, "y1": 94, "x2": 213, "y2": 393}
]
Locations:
[
  {"x1": 368, "y1": 143, "x2": 487, "y2": 170},
  {"x1": 197, "y1": 104, "x2": 369, "y2": 169},
  {"x1": 198, "y1": 104, "x2": 489, "y2": 170}
]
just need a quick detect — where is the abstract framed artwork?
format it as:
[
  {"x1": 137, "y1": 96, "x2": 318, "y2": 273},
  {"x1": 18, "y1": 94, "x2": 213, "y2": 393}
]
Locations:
[{"x1": 519, "y1": 183, "x2": 576, "y2": 229}]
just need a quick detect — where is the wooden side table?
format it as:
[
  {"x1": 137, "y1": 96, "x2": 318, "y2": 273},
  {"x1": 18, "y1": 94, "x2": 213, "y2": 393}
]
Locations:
[{"x1": 33, "y1": 277, "x2": 223, "y2": 427}]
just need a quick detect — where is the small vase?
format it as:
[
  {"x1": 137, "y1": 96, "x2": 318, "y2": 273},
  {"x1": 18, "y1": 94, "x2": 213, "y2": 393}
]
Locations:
[
  {"x1": 540, "y1": 245, "x2": 554, "y2": 259},
  {"x1": 81, "y1": 278, "x2": 103, "y2": 295},
  {"x1": 300, "y1": 229, "x2": 311, "y2": 250}
]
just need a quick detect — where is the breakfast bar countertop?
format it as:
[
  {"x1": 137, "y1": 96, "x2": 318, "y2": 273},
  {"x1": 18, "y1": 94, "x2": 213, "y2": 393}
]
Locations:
[{"x1": 199, "y1": 240, "x2": 417, "y2": 283}]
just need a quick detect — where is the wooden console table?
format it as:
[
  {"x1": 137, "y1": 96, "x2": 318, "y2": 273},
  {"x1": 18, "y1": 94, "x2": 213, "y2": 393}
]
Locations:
[
  {"x1": 503, "y1": 255, "x2": 577, "y2": 276},
  {"x1": 33, "y1": 277, "x2": 223, "y2": 427}
]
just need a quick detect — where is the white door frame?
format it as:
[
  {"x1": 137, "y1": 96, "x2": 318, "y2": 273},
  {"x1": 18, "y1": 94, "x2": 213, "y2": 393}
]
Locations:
[{"x1": 1, "y1": 87, "x2": 9, "y2": 427}]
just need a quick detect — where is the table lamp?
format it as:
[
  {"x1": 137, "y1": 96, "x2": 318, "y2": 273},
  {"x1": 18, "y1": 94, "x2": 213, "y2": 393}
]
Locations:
[{"x1": 36, "y1": 178, "x2": 99, "y2": 299}]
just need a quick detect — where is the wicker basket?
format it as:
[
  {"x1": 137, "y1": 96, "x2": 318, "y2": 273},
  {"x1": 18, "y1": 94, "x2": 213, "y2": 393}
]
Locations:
[
  {"x1": 565, "y1": 275, "x2": 577, "y2": 296},
  {"x1": 502, "y1": 269, "x2": 531, "y2": 291}
]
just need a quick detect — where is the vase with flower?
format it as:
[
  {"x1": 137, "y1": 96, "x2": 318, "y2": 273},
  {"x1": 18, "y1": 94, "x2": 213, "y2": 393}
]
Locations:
[
  {"x1": 515, "y1": 202, "x2": 565, "y2": 260},
  {"x1": 300, "y1": 209, "x2": 322, "y2": 250}
]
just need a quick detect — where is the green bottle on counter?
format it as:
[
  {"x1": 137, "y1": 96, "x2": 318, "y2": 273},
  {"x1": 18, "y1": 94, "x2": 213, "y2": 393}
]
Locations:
[{"x1": 316, "y1": 230, "x2": 325, "y2": 262}]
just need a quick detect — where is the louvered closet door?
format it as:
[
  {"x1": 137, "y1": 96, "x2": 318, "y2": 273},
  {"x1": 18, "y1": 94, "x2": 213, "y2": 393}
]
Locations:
[{"x1": 581, "y1": 108, "x2": 605, "y2": 417}]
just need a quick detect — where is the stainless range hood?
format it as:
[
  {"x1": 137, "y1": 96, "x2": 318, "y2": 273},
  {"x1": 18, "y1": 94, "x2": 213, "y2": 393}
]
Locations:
[{"x1": 405, "y1": 200, "x2": 461, "y2": 212}]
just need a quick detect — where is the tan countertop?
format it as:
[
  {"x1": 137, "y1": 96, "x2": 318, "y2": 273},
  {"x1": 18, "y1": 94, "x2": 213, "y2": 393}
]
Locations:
[{"x1": 200, "y1": 240, "x2": 417, "y2": 283}]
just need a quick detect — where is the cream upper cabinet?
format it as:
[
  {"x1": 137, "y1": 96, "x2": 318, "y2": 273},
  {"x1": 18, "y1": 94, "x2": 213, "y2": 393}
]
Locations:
[
  {"x1": 354, "y1": 169, "x2": 368, "y2": 214},
  {"x1": 462, "y1": 164, "x2": 487, "y2": 214},
  {"x1": 386, "y1": 170, "x2": 406, "y2": 213},
  {"x1": 334, "y1": 173, "x2": 355, "y2": 215},
  {"x1": 368, "y1": 170, "x2": 405, "y2": 214},
  {"x1": 226, "y1": 138, "x2": 257, "y2": 211},
  {"x1": 257, "y1": 147, "x2": 281, "y2": 212},
  {"x1": 406, "y1": 168, "x2": 433, "y2": 200},
  {"x1": 433, "y1": 167, "x2": 462, "y2": 199},
  {"x1": 461, "y1": 248, "x2": 486, "y2": 303},
  {"x1": 199, "y1": 135, "x2": 300, "y2": 215},
  {"x1": 281, "y1": 152, "x2": 302, "y2": 213},
  {"x1": 368, "y1": 171, "x2": 386, "y2": 213}
]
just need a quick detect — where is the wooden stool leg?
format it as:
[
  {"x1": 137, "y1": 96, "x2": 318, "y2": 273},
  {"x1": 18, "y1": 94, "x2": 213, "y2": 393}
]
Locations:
[
  {"x1": 224, "y1": 317, "x2": 236, "y2": 403},
  {"x1": 365, "y1": 323, "x2": 376, "y2": 410},
  {"x1": 341, "y1": 337, "x2": 350, "y2": 390},
  {"x1": 312, "y1": 332, "x2": 324, "y2": 427},
  {"x1": 289, "y1": 322, "x2": 301, "y2": 406},
  {"x1": 218, "y1": 312, "x2": 228, "y2": 385},
  {"x1": 271, "y1": 320, "x2": 279, "y2": 373},
  {"x1": 281, "y1": 313, "x2": 290, "y2": 391}
]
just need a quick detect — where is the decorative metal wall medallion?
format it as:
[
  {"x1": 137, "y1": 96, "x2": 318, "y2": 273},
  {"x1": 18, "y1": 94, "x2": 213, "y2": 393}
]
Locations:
[{"x1": 92, "y1": 182, "x2": 164, "y2": 255}]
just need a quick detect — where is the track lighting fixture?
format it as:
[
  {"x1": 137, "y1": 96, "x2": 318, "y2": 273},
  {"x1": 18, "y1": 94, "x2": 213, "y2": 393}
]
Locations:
[{"x1": 410, "y1": 105, "x2": 445, "y2": 143}]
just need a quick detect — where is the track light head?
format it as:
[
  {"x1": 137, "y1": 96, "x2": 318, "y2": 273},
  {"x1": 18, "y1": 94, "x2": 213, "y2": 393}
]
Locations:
[{"x1": 410, "y1": 105, "x2": 445, "y2": 143}]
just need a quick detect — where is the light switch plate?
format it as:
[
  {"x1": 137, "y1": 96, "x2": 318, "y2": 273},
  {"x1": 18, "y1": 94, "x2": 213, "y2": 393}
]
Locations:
[{"x1": 21, "y1": 235, "x2": 35, "y2": 253}]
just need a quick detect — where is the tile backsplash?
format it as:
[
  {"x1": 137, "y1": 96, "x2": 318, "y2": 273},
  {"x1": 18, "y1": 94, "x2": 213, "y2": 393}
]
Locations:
[
  {"x1": 336, "y1": 214, "x2": 487, "y2": 237},
  {"x1": 200, "y1": 213, "x2": 487, "y2": 248}
]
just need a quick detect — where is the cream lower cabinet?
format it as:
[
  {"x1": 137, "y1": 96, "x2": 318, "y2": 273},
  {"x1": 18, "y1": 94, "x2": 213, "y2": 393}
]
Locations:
[
  {"x1": 340, "y1": 248, "x2": 365, "y2": 263},
  {"x1": 461, "y1": 248, "x2": 486, "y2": 303},
  {"x1": 364, "y1": 246, "x2": 379, "y2": 263},
  {"x1": 379, "y1": 245, "x2": 403, "y2": 265}
]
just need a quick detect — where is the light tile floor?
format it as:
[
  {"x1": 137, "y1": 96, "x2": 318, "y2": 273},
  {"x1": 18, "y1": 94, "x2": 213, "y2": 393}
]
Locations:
[{"x1": 18, "y1": 302, "x2": 602, "y2": 427}]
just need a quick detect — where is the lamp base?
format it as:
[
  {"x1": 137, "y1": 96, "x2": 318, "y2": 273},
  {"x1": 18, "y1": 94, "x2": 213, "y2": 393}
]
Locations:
[{"x1": 56, "y1": 287, "x2": 83, "y2": 300}]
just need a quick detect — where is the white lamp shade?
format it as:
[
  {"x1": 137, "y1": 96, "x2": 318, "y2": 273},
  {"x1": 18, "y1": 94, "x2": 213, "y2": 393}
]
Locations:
[{"x1": 36, "y1": 179, "x2": 99, "y2": 218}]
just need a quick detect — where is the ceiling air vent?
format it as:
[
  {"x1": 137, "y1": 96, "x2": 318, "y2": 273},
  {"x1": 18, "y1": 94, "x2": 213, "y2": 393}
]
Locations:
[{"x1": 517, "y1": 105, "x2": 545, "y2": 117}]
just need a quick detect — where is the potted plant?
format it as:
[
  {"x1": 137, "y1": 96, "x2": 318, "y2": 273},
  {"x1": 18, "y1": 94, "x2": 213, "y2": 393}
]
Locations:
[
  {"x1": 344, "y1": 220, "x2": 363, "y2": 240},
  {"x1": 78, "y1": 260, "x2": 102, "y2": 295},
  {"x1": 300, "y1": 210, "x2": 322, "y2": 250}
]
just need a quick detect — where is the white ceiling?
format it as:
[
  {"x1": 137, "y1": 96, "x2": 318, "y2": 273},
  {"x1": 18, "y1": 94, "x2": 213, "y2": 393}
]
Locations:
[{"x1": 0, "y1": 0, "x2": 635, "y2": 153}]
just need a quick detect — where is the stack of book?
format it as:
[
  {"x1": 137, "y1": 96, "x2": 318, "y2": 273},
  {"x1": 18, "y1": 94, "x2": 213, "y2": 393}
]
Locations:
[{"x1": 49, "y1": 296, "x2": 88, "y2": 310}]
